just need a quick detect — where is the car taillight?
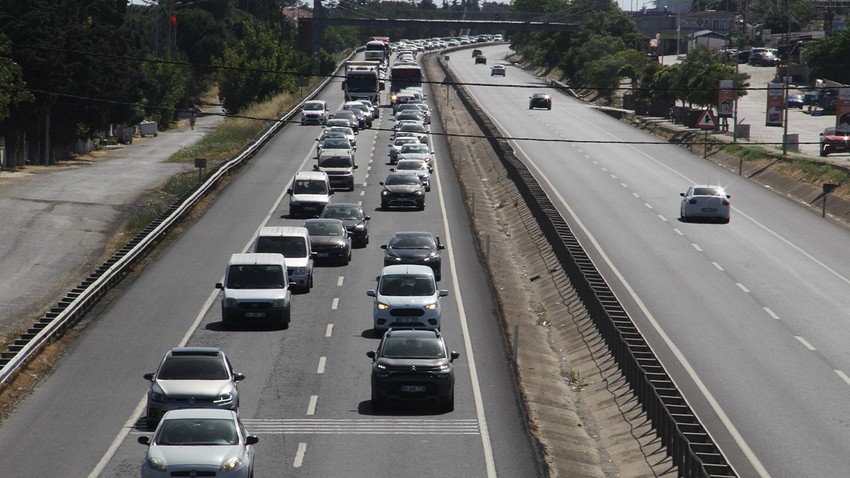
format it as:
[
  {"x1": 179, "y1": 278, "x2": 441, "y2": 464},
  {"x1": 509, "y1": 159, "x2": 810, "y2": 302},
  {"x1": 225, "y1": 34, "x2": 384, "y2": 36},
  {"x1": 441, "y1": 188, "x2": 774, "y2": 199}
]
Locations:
[{"x1": 722, "y1": 199, "x2": 730, "y2": 206}]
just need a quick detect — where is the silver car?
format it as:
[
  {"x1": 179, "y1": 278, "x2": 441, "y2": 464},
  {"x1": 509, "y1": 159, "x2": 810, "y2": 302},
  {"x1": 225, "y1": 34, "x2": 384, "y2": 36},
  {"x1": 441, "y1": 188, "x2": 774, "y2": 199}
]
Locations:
[
  {"x1": 388, "y1": 136, "x2": 422, "y2": 164},
  {"x1": 143, "y1": 347, "x2": 244, "y2": 428},
  {"x1": 139, "y1": 408, "x2": 257, "y2": 478},
  {"x1": 394, "y1": 159, "x2": 432, "y2": 191},
  {"x1": 366, "y1": 264, "x2": 448, "y2": 332},
  {"x1": 397, "y1": 142, "x2": 434, "y2": 167},
  {"x1": 679, "y1": 184, "x2": 731, "y2": 223}
]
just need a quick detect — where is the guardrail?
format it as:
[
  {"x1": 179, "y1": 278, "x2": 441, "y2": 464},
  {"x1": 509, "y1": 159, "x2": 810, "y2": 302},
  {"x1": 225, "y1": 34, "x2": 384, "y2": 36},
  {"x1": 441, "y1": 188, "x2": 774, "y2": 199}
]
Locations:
[
  {"x1": 0, "y1": 50, "x2": 359, "y2": 389},
  {"x1": 436, "y1": 55, "x2": 738, "y2": 478}
]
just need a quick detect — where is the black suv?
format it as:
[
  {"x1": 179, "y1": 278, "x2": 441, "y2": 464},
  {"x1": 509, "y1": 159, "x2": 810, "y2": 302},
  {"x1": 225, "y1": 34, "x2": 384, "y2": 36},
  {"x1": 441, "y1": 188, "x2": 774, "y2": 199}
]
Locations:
[
  {"x1": 367, "y1": 328, "x2": 460, "y2": 412},
  {"x1": 379, "y1": 171, "x2": 426, "y2": 210},
  {"x1": 381, "y1": 231, "x2": 445, "y2": 280}
]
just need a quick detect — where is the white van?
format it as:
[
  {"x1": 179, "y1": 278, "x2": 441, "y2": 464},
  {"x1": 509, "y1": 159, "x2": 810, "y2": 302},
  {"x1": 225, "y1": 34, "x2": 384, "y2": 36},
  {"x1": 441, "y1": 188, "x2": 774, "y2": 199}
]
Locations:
[
  {"x1": 288, "y1": 171, "x2": 333, "y2": 218},
  {"x1": 215, "y1": 253, "x2": 291, "y2": 328},
  {"x1": 255, "y1": 226, "x2": 314, "y2": 292}
]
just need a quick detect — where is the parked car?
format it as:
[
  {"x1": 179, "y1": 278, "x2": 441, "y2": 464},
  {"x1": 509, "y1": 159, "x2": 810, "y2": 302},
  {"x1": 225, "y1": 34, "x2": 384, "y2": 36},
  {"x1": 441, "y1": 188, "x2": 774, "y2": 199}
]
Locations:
[
  {"x1": 320, "y1": 202, "x2": 370, "y2": 247},
  {"x1": 367, "y1": 328, "x2": 460, "y2": 412},
  {"x1": 529, "y1": 93, "x2": 552, "y2": 110},
  {"x1": 142, "y1": 347, "x2": 244, "y2": 428},
  {"x1": 820, "y1": 127, "x2": 850, "y2": 157},
  {"x1": 303, "y1": 218, "x2": 352, "y2": 265},
  {"x1": 139, "y1": 408, "x2": 258, "y2": 478},
  {"x1": 381, "y1": 231, "x2": 445, "y2": 280},
  {"x1": 366, "y1": 264, "x2": 448, "y2": 331},
  {"x1": 749, "y1": 48, "x2": 779, "y2": 66},
  {"x1": 786, "y1": 93, "x2": 803, "y2": 109},
  {"x1": 679, "y1": 184, "x2": 731, "y2": 223}
]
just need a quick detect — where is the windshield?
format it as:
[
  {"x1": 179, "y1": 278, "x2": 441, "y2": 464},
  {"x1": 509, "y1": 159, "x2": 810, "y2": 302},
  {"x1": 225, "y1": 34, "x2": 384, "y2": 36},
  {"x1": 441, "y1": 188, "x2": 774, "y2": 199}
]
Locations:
[
  {"x1": 394, "y1": 138, "x2": 418, "y2": 147},
  {"x1": 319, "y1": 156, "x2": 353, "y2": 168},
  {"x1": 378, "y1": 274, "x2": 436, "y2": 296},
  {"x1": 293, "y1": 179, "x2": 328, "y2": 195},
  {"x1": 328, "y1": 127, "x2": 353, "y2": 136},
  {"x1": 226, "y1": 264, "x2": 286, "y2": 289},
  {"x1": 381, "y1": 336, "x2": 445, "y2": 359},
  {"x1": 400, "y1": 123, "x2": 426, "y2": 133},
  {"x1": 256, "y1": 236, "x2": 307, "y2": 258},
  {"x1": 389, "y1": 234, "x2": 434, "y2": 249},
  {"x1": 386, "y1": 174, "x2": 420, "y2": 186},
  {"x1": 303, "y1": 103, "x2": 324, "y2": 111},
  {"x1": 322, "y1": 206, "x2": 362, "y2": 220},
  {"x1": 346, "y1": 77, "x2": 378, "y2": 92},
  {"x1": 305, "y1": 221, "x2": 345, "y2": 236},
  {"x1": 321, "y1": 139, "x2": 350, "y2": 150},
  {"x1": 692, "y1": 187, "x2": 723, "y2": 197},
  {"x1": 400, "y1": 144, "x2": 428, "y2": 154},
  {"x1": 155, "y1": 418, "x2": 238, "y2": 446},
  {"x1": 157, "y1": 356, "x2": 229, "y2": 380}
]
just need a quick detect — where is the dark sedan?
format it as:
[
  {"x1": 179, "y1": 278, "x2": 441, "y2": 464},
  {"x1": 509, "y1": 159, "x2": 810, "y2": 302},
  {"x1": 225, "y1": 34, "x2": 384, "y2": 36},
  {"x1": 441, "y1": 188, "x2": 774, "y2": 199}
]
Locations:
[
  {"x1": 379, "y1": 171, "x2": 426, "y2": 210},
  {"x1": 381, "y1": 231, "x2": 445, "y2": 281},
  {"x1": 330, "y1": 110, "x2": 361, "y2": 131},
  {"x1": 529, "y1": 93, "x2": 552, "y2": 110},
  {"x1": 320, "y1": 203, "x2": 370, "y2": 247},
  {"x1": 303, "y1": 218, "x2": 352, "y2": 265}
]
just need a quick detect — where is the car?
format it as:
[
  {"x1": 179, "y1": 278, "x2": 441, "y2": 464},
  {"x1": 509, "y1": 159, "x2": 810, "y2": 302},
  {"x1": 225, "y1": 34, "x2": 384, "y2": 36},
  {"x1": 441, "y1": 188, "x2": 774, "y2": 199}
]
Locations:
[
  {"x1": 395, "y1": 110, "x2": 425, "y2": 124},
  {"x1": 392, "y1": 92, "x2": 417, "y2": 112},
  {"x1": 388, "y1": 136, "x2": 422, "y2": 164},
  {"x1": 315, "y1": 154, "x2": 356, "y2": 191},
  {"x1": 344, "y1": 101, "x2": 374, "y2": 128},
  {"x1": 749, "y1": 47, "x2": 780, "y2": 66},
  {"x1": 396, "y1": 142, "x2": 434, "y2": 167},
  {"x1": 380, "y1": 171, "x2": 426, "y2": 210},
  {"x1": 471, "y1": 48, "x2": 483, "y2": 58},
  {"x1": 529, "y1": 92, "x2": 552, "y2": 110},
  {"x1": 316, "y1": 138, "x2": 355, "y2": 163},
  {"x1": 786, "y1": 93, "x2": 803, "y2": 109},
  {"x1": 303, "y1": 218, "x2": 352, "y2": 265},
  {"x1": 255, "y1": 226, "x2": 314, "y2": 292},
  {"x1": 820, "y1": 127, "x2": 850, "y2": 157},
  {"x1": 679, "y1": 184, "x2": 731, "y2": 223},
  {"x1": 142, "y1": 347, "x2": 245, "y2": 429},
  {"x1": 300, "y1": 100, "x2": 329, "y2": 125},
  {"x1": 215, "y1": 253, "x2": 292, "y2": 328},
  {"x1": 325, "y1": 118, "x2": 353, "y2": 129},
  {"x1": 320, "y1": 202, "x2": 370, "y2": 247},
  {"x1": 490, "y1": 64, "x2": 506, "y2": 76},
  {"x1": 394, "y1": 159, "x2": 432, "y2": 191},
  {"x1": 367, "y1": 328, "x2": 460, "y2": 412},
  {"x1": 288, "y1": 171, "x2": 333, "y2": 218},
  {"x1": 330, "y1": 109, "x2": 361, "y2": 131},
  {"x1": 474, "y1": 54, "x2": 487, "y2": 64},
  {"x1": 381, "y1": 231, "x2": 445, "y2": 280},
  {"x1": 357, "y1": 98, "x2": 379, "y2": 119},
  {"x1": 366, "y1": 265, "x2": 449, "y2": 332},
  {"x1": 138, "y1": 408, "x2": 258, "y2": 478},
  {"x1": 318, "y1": 125, "x2": 357, "y2": 148},
  {"x1": 394, "y1": 122, "x2": 429, "y2": 144}
]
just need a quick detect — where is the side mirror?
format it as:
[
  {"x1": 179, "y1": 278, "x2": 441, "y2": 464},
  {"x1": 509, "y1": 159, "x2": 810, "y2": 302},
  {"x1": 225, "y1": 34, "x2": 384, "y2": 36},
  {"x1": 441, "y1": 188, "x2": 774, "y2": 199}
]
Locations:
[
  {"x1": 215, "y1": 282, "x2": 224, "y2": 289},
  {"x1": 379, "y1": 181, "x2": 385, "y2": 186},
  {"x1": 380, "y1": 244, "x2": 388, "y2": 250},
  {"x1": 287, "y1": 188, "x2": 293, "y2": 195},
  {"x1": 138, "y1": 436, "x2": 151, "y2": 446},
  {"x1": 366, "y1": 289, "x2": 377, "y2": 297},
  {"x1": 450, "y1": 351, "x2": 460, "y2": 361},
  {"x1": 245, "y1": 436, "x2": 259, "y2": 445},
  {"x1": 679, "y1": 192, "x2": 685, "y2": 197},
  {"x1": 364, "y1": 215, "x2": 371, "y2": 220},
  {"x1": 313, "y1": 165, "x2": 319, "y2": 171},
  {"x1": 367, "y1": 350, "x2": 376, "y2": 359},
  {"x1": 233, "y1": 373, "x2": 246, "y2": 382},
  {"x1": 329, "y1": 189, "x2": 334, "y2": 195},
  {"x1": 439, "y1": 290, "x2": 449, "y2": 297},
  {"x1": 143, "y1": 372, "x2": 155, "y2": 381}
]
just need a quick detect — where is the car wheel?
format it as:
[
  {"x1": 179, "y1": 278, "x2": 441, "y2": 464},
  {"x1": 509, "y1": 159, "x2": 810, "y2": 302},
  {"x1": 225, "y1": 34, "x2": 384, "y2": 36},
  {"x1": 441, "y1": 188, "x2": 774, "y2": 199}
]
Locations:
[
  {"x1": 547, "y1": 105, "x2": 552, "y2": 110},
  {"x1": 308, "y1": 273, "x2": 314, "y2": 289},
  {"x1": 371, "y1": 391, "x2": 384, "y2": 412},
  {"x1": 221, "y1": 307, "x2": 235, "y2": 328},
  {"x1": 282, "y1": 305, "x2": 291, "y2": 329},
  {"x1": 417, "y1": 202, "x2": 425, "y2": 211},
  {"x1": 381, "y1": 201, "x2": 388, "y2": 210},
  {"x1": 820, "y1": 147, "x2": 828, "y2": 157}
]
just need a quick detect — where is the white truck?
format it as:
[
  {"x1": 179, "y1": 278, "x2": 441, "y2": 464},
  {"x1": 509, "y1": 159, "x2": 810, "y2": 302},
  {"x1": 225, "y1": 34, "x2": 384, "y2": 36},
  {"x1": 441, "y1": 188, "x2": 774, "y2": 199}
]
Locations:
[{"x1": 342, "y1": 61, "x2": 384, "y2": 106}]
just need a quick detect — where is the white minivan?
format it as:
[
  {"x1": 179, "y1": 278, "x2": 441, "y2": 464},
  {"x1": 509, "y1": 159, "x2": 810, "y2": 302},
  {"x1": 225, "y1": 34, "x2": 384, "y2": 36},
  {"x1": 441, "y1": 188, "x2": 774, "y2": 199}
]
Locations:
[
  {"x1": 288, "y1": 170, "x2": 333, "y2": 218},
  {"x1": 215, "y1": 253, "x2": 291, "y2": 328},
  {"x1": 255, "y1": 226, "x2": 314, "y2": 292}
]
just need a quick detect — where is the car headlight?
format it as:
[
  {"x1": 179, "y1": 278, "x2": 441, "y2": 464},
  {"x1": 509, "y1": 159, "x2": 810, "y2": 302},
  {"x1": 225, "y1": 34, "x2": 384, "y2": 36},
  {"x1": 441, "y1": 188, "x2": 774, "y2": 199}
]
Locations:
[
  {"x1": 150, "y1": 392, "x2": 167, "y2": 403},
  {"x1": 294, "y1": 267, "x2": 306, "y2": 274},
  {"x1": 414, "y1": 190, "x2": 423, "y2": 196},
  {"x1": 422, "y1": 256, "x2": 432, "y2": 262},
  {"x1": 377, "y1": 302, "x2": 390, "y2": 310},
  {"x1": 214, "y1": 392, "x2": 234, "y2": 404},
  {"x1": 147, "y1": 456, "x2": 167, "y2": 472},
  {"x1": 273, "y1": 298, "x2": 287, "y2": 308},
  {"x1": 387, "y1": 255, "x2": 401, "y2": 262},
  {"x1": 354, "y1": 224, "x2": 365, "y2": 230},
  {"x1": 424, "y1": 302, "x2": 438, "y2": 310},
  {"x1": 382, "y1": 190, "x2": 390, "y2": 196},
  {"x1": 220, "y1": 457, "x2": 243, "y2": 472}
]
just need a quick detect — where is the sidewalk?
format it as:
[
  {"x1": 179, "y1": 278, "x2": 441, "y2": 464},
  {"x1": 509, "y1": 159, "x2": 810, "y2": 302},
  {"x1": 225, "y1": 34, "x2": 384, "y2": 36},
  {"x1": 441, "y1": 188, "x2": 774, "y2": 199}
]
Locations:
[{"x1": 0, "y1": 108, "x2": 223, "y2": 337}]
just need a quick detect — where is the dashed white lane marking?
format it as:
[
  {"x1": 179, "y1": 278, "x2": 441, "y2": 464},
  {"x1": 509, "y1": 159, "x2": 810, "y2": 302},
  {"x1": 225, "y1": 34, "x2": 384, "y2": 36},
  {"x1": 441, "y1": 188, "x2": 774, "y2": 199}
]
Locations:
[
  {"x1": 632, "y1": 192, "x2": 640, "y2": 198},
  {"x1": 644, "y1": 203, "x2": 653, "y2": 210},
  {"x1": 293, "y1": 442, "x2": 307, "y2": 468},
  {"x1": 691, "y1": 243, "x2": 702, "y2": 252},
  {"x1": 317, "y1": 357, "x2": 326, "y2": 374},
  {"x1": 620, "y1": 182, "x2": 628, "y2": 188},
  {"x1": 712, "y1": 262, "x2": 724, "y2": 271},
  {"x1": 306, "y1": 395, "x2": 318, "y2": 416},
  {"x1": 658, "y1": 214, "x2": 668, "y2": 222},
  {"x1": 795, "y1": 336, "x2": 816, "y2": 351},
  {"x1": 763, "y1": 307, "x2": 781, "y2": 320},
  {"x1": 835, "y1": 370, "x2": 850, "y2": 386},
  {"x1": 337, "y1": 276, "x2": 344, "y2": 287},
  {"x1": 360, "y1": 190, "x2": 366, "y2": 195},
  {"x1": 673, "y1": 228, "x2": 683, "y2": 235},
  {"x1": 242, "y1": 418, "x2": 480, "y2": 435},
  {"x1": 325, "y1": 324, "x2": 334, "y2": 337},
  {"x1": 736, "y1": 283, "x2": 750, "y2": 293},
  {"x1": 331, "y1": 298, "x2": 339, "y2": 310}
]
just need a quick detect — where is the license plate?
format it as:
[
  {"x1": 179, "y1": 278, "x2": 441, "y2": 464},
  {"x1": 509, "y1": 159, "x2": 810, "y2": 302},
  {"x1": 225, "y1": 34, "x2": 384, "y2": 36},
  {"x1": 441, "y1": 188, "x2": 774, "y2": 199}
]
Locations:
[
  {"x1": 396, "y1": 317, "x2": 417, "y2": 323},
  {"x1": 245, "y1": 312, "x2": 266, "y2": 318},
  {"x1": 401, "y1": 385, "x2": 426, "y2": 393},
  {"x1": 317, "y1": 253, "x2": 329, "y2": 258},
  {"x1": 701, "y1": 208, "x2": 717, "y2": 213}
]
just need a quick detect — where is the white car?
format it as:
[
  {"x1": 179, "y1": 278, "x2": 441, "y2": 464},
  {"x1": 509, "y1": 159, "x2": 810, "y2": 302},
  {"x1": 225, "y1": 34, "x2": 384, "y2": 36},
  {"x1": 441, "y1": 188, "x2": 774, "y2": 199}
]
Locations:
[
  {"x1": 396, "y1": 142, "x2": 434, "y2": 167},
  {"x1": 366, "y1": 264, "x2": 449, "y2": 332},
  {"x1": 680, "y1": 184, "x2": 731, "y2": 223},
  {"x1": 388, "y1": 136, "x2": 422, "y2": 164},
  {"x1": 300, "y1": 100, "x2": 329, "y2": 125},
  {"x1": 139, "y1": 408, "x2": 257, "y2": 478}
]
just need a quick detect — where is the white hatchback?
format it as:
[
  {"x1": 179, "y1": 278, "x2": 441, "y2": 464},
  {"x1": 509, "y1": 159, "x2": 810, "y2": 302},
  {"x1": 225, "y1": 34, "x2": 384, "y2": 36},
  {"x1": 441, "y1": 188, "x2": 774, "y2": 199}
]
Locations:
[{"x1": 367, "y1": 265, "x2": 448, "y2": 332}]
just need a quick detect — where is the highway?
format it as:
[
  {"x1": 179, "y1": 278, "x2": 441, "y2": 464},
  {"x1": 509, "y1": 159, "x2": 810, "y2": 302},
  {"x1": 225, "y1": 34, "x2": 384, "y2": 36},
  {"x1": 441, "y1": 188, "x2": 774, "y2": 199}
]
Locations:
[
  {"x1": 0, "y1": 55, "x2": 543, "y2": 476},
  {"x1": 451, "y1": 44, "x2": 850, "y2": 477}
]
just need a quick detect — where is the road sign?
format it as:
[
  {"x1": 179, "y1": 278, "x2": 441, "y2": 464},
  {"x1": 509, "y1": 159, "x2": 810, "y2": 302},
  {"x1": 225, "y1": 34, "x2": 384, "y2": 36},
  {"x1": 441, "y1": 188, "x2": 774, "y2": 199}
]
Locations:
[{"x1": 697, "y1": 109, "x2": 717, "y2": 130}]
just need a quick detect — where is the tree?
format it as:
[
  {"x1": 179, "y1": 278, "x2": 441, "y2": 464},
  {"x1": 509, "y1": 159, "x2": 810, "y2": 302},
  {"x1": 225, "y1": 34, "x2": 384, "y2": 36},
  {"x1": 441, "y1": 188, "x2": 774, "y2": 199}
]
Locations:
[
  {"x1": 0, "y1": 35, "x2": 32, "y2": 122},
  {"x1": 806, "y1": 29, "x2": 850, "y2": 84}
]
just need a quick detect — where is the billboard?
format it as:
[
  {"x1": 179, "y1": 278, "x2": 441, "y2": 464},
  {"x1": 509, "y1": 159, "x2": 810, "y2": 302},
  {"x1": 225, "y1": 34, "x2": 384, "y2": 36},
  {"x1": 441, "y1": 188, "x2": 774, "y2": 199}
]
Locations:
[
  {"x1": 718, "y1": 80, "x2": 734, "y2": 118},
  {"x1": 765, "y1": 83, "x2": 784, "y2": 127}
]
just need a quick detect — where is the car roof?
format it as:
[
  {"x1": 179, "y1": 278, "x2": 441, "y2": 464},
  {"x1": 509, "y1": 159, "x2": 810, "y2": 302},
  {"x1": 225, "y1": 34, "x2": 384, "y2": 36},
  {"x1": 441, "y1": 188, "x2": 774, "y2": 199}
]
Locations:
[
  {"x1": 381, "y1": 264, "x2": 434, "y2": 276},
  {"x1": 228, "y1": 252, "x2": 286, "y2": 266},
  {"x1": 258, "y1": 226, "x2": 309, "y2": 238},
  {"x1": 161, "y1": 408, "x2": 237, "y2": 420},
  {"x1": 294, "y1": 170, "x2": 329, "y2": 181},
  {"x1": 304, "y1": 218, "x2": 345, "y2": 225},
  {"x1": 390, "y1": 231, "x2": 434, "y2": 238}
]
